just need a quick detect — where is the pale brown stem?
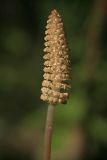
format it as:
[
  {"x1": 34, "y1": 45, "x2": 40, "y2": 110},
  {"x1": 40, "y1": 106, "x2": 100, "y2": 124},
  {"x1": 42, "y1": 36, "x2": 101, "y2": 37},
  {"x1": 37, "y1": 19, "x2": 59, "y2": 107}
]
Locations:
[{"x1": 43, "y1": 104, "x2": 55, "y2": 160}]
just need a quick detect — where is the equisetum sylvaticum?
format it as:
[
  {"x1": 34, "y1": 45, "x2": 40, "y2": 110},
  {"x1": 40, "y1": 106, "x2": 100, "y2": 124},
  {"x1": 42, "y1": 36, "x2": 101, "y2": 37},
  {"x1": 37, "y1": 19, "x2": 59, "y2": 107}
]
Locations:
[{"x1": 40, "y1": 9, "x2": 71, "y2": 160}]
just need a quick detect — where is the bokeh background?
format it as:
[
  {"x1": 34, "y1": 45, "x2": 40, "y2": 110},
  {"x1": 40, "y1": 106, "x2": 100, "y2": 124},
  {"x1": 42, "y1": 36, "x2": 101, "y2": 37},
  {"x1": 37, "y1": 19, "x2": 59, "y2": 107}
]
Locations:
[{"x1": 0, "y1": 0, "x2": 107, "y2": 160}]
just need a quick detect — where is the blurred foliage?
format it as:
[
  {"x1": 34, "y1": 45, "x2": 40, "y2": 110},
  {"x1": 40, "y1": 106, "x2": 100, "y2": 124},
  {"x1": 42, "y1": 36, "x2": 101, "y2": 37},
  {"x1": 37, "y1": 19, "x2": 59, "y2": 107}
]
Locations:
[{"x1": 0, "y1": 0, "x2": 107, "y2": 160}]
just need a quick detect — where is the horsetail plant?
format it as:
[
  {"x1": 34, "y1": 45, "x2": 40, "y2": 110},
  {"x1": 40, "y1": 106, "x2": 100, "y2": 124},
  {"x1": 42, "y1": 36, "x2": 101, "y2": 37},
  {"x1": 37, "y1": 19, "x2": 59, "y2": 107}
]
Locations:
[{"x1": 40, "y1": 9, "x2": 71, "y2": 160}]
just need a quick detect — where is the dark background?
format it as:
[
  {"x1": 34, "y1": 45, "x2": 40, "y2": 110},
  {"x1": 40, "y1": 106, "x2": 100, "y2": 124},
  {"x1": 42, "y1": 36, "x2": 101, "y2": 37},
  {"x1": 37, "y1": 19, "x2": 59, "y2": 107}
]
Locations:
[{"x1": 0, "y1": 0, "x2": 107, "y2": 160}]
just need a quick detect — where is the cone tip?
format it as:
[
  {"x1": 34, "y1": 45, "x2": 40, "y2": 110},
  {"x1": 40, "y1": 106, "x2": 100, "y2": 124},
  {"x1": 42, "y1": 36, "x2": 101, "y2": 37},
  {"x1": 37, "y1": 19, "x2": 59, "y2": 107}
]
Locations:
[{"x1": 51, "y1": 9, "x2": 58, "y2": 15}]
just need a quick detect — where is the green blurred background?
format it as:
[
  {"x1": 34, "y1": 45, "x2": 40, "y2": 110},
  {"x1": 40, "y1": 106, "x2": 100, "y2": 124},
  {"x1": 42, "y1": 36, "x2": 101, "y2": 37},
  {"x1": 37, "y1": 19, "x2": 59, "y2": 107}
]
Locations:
[{"x1": 0, "y1": 0, "x2": 107, "y2": 160}]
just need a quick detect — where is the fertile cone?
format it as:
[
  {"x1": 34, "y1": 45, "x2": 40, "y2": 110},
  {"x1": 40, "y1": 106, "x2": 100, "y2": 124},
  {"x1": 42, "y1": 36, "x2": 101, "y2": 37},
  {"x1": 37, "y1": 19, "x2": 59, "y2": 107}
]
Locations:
[{"x1": 40, "y1": 9, "x2": 71, "y2": 104}]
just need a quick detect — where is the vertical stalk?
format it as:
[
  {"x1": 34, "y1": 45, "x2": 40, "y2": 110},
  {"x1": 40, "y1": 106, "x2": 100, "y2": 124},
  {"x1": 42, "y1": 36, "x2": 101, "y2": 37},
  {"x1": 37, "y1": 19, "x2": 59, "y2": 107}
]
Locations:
[{"x1": 43, "y1": 104, "x2": 55, "y2": 160}]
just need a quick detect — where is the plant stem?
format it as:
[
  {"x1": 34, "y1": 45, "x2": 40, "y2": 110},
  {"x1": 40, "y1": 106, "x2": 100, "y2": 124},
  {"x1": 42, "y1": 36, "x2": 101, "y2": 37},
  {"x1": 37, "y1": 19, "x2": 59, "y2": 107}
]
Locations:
[{"x1": 43, "y1": 104, "x2": 55, "y2": 160}]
